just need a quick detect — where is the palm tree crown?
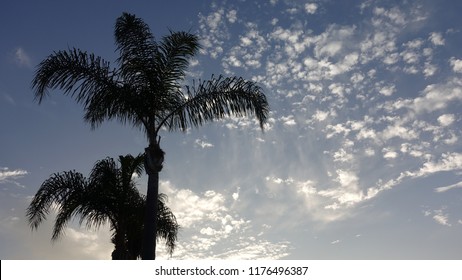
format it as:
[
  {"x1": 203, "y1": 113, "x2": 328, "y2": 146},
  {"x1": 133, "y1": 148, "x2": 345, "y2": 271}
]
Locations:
[
  {"x1": 26, "y1": 154, "x2": 179, "y2": 259},
  {"x1": 32, "y1": 12, "x2": 269, "y2": 259}
]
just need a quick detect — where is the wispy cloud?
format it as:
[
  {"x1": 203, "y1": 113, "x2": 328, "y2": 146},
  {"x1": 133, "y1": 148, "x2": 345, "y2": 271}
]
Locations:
[
  {"x1": 2, "y1": 93, "x2": 15, "y2": 105},
  {"x1": 435, "y1": 181, "x2": 462, "y2": 193},
  {"x1": 195, "y1": 138, "x2": 214, "y2": 149},
  {"x1": 12, "y1": 47, "x2": 32, "y2": 68},
  {"x1": 0, "y1": 167, "x2": 28, "y2": 183},
  {"x1": 424, "y1": 208, "x2": 452, "y2": 227}
]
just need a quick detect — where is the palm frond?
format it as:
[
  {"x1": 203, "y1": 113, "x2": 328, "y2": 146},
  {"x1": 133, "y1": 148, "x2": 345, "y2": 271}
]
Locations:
[
  {"x1": 119, "y1": 153, "x2": 145, "y2": 185},
  {"x1": 26, "y1": 171, "x2": 88, "y2": 241},
  {"x1": 115, "y1": 13, "x2": 159, "y2": 89},
  {"x1": 158, "y1": 31, "x2": 200, "y2": 85},
  {"x1": 82, "y1": 83, "x2": 149, "y2": 130},
  {"x1": 156, "y1": 194, "x2": 179, "y2": 256},
  {"x1": 159, "y1": 75, "x2": 269, "y2": 133},
  {"x1": 31, "y1": 48, "x2": 119, "y2": 106},
  {"x1": 115, "y1": 12, "x2": 157, "y2": 65}
]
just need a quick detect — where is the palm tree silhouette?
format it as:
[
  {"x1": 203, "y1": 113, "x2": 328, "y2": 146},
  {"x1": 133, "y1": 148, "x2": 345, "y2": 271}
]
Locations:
[
  {"x1": 32, "y1": 12, "x2": 269, "y2": 259},
  {"x1": 26, "y1": 154, "x2": 179, "y2": 259}
]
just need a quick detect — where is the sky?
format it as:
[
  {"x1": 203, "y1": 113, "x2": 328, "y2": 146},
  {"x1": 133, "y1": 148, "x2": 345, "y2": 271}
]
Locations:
[{"x1": 1, "y1": 0, "x2": 462, "y2": 260}]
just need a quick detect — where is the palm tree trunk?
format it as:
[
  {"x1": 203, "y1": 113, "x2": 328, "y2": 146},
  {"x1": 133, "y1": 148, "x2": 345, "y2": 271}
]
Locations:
[{"x1": 142, "y1": 141, "x2": 165, "y2": 260}]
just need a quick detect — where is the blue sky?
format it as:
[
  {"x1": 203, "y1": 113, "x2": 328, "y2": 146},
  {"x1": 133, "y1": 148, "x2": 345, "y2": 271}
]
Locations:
[{"x1": 1, "y1": 0, "x2": 462, "y2": 259}]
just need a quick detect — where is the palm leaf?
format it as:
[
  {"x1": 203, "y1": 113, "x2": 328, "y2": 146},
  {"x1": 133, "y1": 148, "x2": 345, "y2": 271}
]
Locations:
[
  {"x1": 158, "y1": 31, "x2": 200, "y2": 85},
  {"x1": 159, "y1": 75, "x2": 269, "y2": 133},
  {"x1": 31, "y1": 48, "x2": 119, "y2": 106},
  {"x1": 26, "y1": 171, "x2": 88, "y2": 239}
]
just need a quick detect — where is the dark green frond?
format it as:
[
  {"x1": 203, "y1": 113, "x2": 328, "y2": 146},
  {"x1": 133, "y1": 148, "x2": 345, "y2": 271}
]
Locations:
[
  {"x1": 31, "y1": 48, "x2": 119, "y2": 105},
  {"x1": 160, "y1": 75, "x2": 269, "y2": 133}
]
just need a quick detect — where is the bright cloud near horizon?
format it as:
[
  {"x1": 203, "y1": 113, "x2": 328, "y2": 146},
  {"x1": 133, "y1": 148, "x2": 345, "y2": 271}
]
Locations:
[{"x1": 1, "y1": 0, "x2": 462, "y2": 259}]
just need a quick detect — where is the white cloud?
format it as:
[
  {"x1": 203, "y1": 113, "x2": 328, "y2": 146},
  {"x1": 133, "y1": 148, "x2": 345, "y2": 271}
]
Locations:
[
  {"x1": 317, "y1": 170, "x2": 365, "y2": 208},
  {"x1": 423, "y1": 62, "x2": 437, "y2": 77},
  {"x1": 443, "y1": 133, "x2": 458, "y2": 145},
  {"x1": 333, "y1": 148, "x2": 353, "y2": 163},
  {"x1": 313, "y1": 110, "x2": 329, "y2": 122},
  {"x1": 159, "y1": 181, "x2": 289, "y2": 259},
  {"x1": 314, "y1": 25, "x2": 355, "y2": 58},
  {"x1": 305, "y1": 3, "x2": 318, "y2": 14},
  {"x1": 326, "y1": 123, "x2": 350, "y2": 138},
  {"x1": 432, "y1": 210, "x2": 451, "y2": 227},
  {"x1": 226, "y1": 9, "x2": 237, "y2": 23},
  {"x1": 280, "y1": 115, "x2": 296, "y2": 126},
  {"x1": 379, "y1": 84, "x2": 396, "y2": 96},
  {"x1": 365, "y1": 148, "x2": 375, "y2": 156},
  {"x1": 449, "y1": 57, "x2": 462, "y2": 73},
  {"x1": 383, "y1": 148, "x2": 398, "y2": 159},
  {"x1": 195, "y1": 138, "x2": 214, "y2": 149},
  {"x1": 0, "y1": 168, "x2": 28, "y2": 183},
  {"x1": 435, "y1": 181, "x2": 462, "y2": 193},
  {"x1": 429, "y1": 32, "x2": 445, "y2": 46},
  {"x1": 418, "y1": 153, "x2": 462, "y2": 176},
  {"x1": 437, "y1": 114, "x2": 455, "y2": 127},
  {"x1": 373, "y1": 7, "x2": 406, "y2": 26},
  {"x1": 381, "y1": 123, "x2": 419, "y2": 141},
  {"x1": 198, "y1": 8, "x2": 229, "y2": 58},
  {"x1": 410, "y1": 78, "x2": 462, "y2": 114}
]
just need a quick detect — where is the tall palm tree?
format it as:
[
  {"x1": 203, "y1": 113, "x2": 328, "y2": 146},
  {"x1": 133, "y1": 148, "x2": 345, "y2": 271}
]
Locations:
[
  {"x1": 26, "y1": 154, "x2": 179, "y2": 259},
  {"x1": 32, "y1": 12, "x2": 269, "y2": 259}
]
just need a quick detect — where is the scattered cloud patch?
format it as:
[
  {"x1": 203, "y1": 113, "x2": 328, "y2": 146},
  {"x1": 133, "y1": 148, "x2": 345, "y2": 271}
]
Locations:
[
  {"x1": 195, "y1": 138, "x2": 214, "y2": 149},
  {"x1": 429, "y1": 32, "x2": 445, "y2": 46},
  {"x1": 305, "y1": 3, "x2": 318, "y2": 14},
  {"x1": 449, "y1": 57, "x2": 462, "y2": 73},
  {"x1": 432, "y1": 209, "x2": 451, "y2": 227},
  {"x1": 159, "y1": 181, "x2": 290, "y2": 259},
  {"x1": 280, "y1": 115, "x2": 297, "y2": 126},
  {"x1": 437, "y1": 114, "x2": 455, "y2": 127}
]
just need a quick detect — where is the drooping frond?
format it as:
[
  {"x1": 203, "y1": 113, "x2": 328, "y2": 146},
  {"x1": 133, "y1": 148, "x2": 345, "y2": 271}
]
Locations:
[
  {"x1": 82, "y1": 83, "x2": 148, "y2": 130},
  {"x1": 156, "y1": 193, "x2": 179, "y2": 256},
  {"x1": 26, "y1": 171, "x2": 88, "y2": 239},
  {"x1": 160, "y1": 75, "x2": 269, "y2": 133},
  {"x1": 88, "y1": 157, "x2": 118, "y2": 190},
  {"x1": 31, "y1": 48, "x2": 119, "y2": 105}
]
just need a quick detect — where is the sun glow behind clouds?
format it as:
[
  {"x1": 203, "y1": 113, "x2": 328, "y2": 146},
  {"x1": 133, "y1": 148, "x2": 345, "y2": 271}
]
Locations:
[{"x1": 157, "y1": 181, "x2": 290, "y2": 259}]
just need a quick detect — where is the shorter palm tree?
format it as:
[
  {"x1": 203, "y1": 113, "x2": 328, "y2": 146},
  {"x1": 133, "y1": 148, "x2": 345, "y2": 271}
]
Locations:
[{"x1": 26, "y1": 154, "x2": 178, "y2": 259}]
